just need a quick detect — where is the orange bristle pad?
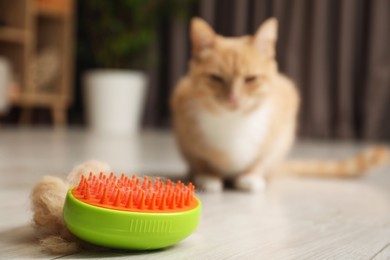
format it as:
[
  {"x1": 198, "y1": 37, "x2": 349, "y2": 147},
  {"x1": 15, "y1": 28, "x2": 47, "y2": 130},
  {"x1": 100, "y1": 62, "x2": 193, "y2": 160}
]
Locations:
[{"x1": 72, "y1": 172, "x2": 197, "y2": 213}]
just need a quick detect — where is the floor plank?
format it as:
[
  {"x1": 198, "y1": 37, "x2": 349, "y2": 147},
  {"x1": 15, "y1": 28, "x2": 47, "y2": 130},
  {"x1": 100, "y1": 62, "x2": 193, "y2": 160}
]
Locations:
[{"x1": 0, "y1": 129, "x2": 389, "y2": 259}]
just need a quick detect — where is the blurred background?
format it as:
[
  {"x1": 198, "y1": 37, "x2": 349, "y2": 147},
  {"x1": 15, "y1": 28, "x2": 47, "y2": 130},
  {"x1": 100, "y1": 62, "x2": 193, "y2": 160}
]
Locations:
[{"x1": 0, "y1": 0, "x2": 389, "y2": 140}]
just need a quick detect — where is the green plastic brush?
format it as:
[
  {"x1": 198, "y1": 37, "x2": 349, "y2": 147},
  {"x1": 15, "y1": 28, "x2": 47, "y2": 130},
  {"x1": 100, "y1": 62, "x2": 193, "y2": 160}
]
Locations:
[{"x1": 63, "y1": 173, "x2": 201, "y2": 250}]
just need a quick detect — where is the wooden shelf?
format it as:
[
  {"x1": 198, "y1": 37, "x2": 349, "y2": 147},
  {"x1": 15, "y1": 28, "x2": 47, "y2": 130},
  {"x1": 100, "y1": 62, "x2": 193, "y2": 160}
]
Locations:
[
  {"x1": 0, "y1": 27, "x2": 26, "y2": 43},
  {"x1": 35, "y1": 7, "x2": 69, "y2": 19},
  {"x1": 11, "y1": 92, "x2": 70, "y2": 107},
  {"x1": 0, "y1": 0, "x2": 75, "y2": 126}
]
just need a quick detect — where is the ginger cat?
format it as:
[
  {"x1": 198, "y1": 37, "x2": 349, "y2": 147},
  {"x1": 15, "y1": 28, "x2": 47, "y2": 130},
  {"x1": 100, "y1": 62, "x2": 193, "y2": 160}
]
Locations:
[{"x1": 171, "y1": 17, "x2": 389, "y2": 192}]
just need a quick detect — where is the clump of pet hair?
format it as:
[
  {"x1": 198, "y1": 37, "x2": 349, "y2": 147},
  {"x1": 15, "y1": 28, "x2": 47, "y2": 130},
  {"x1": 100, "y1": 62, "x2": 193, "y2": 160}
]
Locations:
[{"x1": 31, "y1": 160, "x2": 111, "y2": 254}]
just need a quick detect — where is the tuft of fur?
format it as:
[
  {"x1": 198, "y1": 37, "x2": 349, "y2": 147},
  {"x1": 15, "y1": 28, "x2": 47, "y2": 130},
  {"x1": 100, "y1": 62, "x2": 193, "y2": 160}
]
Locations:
[
  {"x1": 66, "y1": 160, "x2": 111, "y2": 187},
  {"x1": 31, "y1": 160, "x2": 110, "y2": 254},
  {"x1": 31, "y1": 176, "x2": 68, "y2": 236},
  {"x1": 40, "y1": 235, "x2": 79, "y2": 255}
]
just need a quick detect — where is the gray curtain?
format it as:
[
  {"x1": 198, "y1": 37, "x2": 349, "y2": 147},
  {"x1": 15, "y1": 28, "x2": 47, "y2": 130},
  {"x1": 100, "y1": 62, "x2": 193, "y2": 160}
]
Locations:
[{"x1": 143, "y1": 0, "x2": 390, "y2": 140}]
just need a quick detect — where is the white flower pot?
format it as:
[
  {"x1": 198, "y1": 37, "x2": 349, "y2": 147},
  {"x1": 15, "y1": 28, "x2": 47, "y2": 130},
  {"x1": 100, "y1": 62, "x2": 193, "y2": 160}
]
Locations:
[{"x1": 83, "y1": 70, "x2": 147, "y2": 135}]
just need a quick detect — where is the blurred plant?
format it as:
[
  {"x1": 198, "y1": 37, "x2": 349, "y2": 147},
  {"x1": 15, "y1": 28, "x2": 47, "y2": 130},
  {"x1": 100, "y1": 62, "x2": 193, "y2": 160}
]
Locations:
[{"x1": 78, "y1": 0, "x2": 193, "y2": 70}]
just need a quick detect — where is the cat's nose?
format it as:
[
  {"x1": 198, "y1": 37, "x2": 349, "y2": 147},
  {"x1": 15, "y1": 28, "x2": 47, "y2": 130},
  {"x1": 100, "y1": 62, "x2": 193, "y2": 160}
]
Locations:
[{"x1": 228, "y1": 95, "x2": 240, "y2": 108}]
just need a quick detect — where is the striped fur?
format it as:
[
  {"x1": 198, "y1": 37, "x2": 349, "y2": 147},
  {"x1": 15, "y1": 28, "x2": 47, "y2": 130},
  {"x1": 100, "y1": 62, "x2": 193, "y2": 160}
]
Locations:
[{"x1": 279, "y1": 146, "x2": 390, "y2": 177}]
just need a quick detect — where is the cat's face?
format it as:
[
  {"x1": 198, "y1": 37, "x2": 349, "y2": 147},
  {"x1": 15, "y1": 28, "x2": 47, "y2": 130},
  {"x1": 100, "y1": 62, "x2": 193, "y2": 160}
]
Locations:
[{"x1": 189, "y1": 18, "x2": 278, "y2": 112}]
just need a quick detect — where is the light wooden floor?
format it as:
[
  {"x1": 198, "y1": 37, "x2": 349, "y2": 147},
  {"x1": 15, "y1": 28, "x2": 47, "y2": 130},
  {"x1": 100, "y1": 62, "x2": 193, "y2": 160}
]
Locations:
[{"x1": 1, "y1": 129, "x2": 390, "y2": 260}]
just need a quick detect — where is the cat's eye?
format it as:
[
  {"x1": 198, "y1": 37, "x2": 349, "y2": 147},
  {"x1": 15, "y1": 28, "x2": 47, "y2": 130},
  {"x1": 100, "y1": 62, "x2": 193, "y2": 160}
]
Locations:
[
  {"x1": 245, "y1": 75, "x2": 258, "y2": 84},
  {"x1": 208, "y1": 74, "x2": 224, "y2": 84}
]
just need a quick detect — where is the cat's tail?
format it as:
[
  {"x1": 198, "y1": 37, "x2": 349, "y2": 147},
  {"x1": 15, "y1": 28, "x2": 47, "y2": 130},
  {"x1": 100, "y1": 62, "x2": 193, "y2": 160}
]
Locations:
[{"x1": 278, "y1": 146, "x2": 390, "y2": 177}]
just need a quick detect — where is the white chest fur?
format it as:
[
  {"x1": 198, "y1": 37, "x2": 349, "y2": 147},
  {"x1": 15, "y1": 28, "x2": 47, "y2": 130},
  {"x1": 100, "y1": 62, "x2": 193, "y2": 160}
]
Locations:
[{"x1": 195, "y1": 103, "x2": 272, "y2": 174}]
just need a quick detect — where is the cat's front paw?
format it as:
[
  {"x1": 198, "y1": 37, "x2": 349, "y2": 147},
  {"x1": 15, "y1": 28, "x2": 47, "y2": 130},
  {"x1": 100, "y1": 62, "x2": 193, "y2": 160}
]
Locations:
[
  {"x1": 194, "y1": 175, "x2": 223, "y2": 193},
  {"x1": 234, "y1": 175, "x2": 266, "y2": 193}
]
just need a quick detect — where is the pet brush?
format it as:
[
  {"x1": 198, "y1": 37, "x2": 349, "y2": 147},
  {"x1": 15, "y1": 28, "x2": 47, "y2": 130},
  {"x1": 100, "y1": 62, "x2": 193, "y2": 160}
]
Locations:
[{"x1": 63, "y1": 173, "x2": 201, "y2": 250}]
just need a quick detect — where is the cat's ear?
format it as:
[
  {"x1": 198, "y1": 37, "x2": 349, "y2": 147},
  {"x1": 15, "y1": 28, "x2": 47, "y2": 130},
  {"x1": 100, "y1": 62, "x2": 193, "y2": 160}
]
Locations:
[
  {"x1": 253, "y1": 17, "x2": 278, "y2": 58},
  {"x1": 190, "y1": 17, "x2": 216, "y2": 55}
]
